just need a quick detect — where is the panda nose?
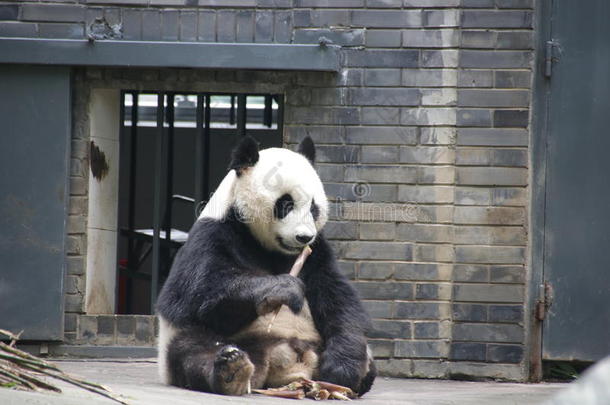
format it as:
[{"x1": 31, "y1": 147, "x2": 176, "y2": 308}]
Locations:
[{"x1": 296, "y1": 234, "x2": 314, "y2": 244}]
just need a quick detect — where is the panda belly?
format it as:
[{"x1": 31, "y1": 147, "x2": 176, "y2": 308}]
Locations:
[{"x1": 230, "y1": 300, "x2": 321, "y2": 388}]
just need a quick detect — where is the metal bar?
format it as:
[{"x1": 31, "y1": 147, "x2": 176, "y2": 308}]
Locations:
[
  {"x1": 151, "y1": 92, "x2": 165, "y2": 313},
  {"x1": 0, "y1": 39, "x2": 341, "y2": 72},
  {"x1": 165, "y1": 93, "x2": 175, "y2": 243},
  {"x1": 194, "y1": 94, "x2": 204, "y2": 212},
  {"x1": 203, "y1": 94, "x2": 211, "y2": 200},
  {"x1": 263, "y1": 95, "x2": 272, "y2": 127},
  {"x1": 237, "y1": 94, "x2": 247, "y2": 137},
  {"x1": 277, "y1": 94, "x2": 285, "y2": 141},
  {"x1": 126, "y1": 91, "x2": 139, "y2": 314},
  {"x1": 229, "y1": 95, "x2": 236, "y2": 126}
]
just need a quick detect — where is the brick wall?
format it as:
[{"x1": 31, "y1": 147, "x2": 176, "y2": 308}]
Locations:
[{"x1": 0, "y1": 0, "x2": 535, "y2": 380}]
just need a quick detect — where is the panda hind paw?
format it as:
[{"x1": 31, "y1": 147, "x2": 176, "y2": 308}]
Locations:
[{"x1": 213, "y1": 346, "x2": 254, "y2": 396}]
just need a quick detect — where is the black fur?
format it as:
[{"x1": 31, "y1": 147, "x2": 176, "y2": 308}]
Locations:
[
  {"x1": 297, "y1": 136, "x2": 316, "y2": 164},
  {"x1": 273, "y1": 194, "x2": 295, "y2": 220},
  {"x1": 156, "y1": 208, "x2": 376, "y2": 395},
  {"x1": 229, "y1": 136, "x2": 259, "y2": 175}
]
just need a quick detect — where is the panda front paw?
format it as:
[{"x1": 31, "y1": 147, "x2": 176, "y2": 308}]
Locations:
[
  {"x1": 256, "y1": 275, "x2": 304, "y2": 315},
  {"x1": 318, "y1": 359, "x2": 362, "y2": 394},
  {"x1": 212, "y1": 346, "x2": 254, "y2": 396}
]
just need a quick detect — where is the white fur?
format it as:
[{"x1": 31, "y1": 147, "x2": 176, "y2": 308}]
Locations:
[
  {"x1": 198, "y1": 169, "x2": 237, "y2": 221},
  {"x1": 233, "y1": 148, "x2": 328, "y2": 254},
  {"x1": 157, "y1": 315, "x2": 178, "y2": 384}
]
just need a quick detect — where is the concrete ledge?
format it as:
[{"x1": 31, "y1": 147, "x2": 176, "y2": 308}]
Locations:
[
  {"x1": 48, "y1": 345, "x2": 157, "y2": 359},
  {"x1": 0, "y1": 38, "x2": 341, "y2": 71}
]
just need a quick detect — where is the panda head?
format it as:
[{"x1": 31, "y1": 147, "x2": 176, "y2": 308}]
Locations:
[{"x1": 228, "y1": 136, "x2": 328, "y2": 255}]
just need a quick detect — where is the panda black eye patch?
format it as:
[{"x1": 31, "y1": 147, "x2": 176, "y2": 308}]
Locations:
[
  {"x1": 310, "y1": 199, "x2": 320, "y2": 221},
  {"x1": 274, "y1": 194, "x2": 294, "y2": 219}
]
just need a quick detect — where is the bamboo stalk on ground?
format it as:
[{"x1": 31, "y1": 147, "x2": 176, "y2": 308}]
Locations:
[{"x1": 0, "y1": 329, "x2": 128, "y2": 404}]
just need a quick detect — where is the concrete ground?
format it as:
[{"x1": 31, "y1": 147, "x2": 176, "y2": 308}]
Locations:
[{"x1": 0, "y1": 359, "x2": 565, "y2": 405}]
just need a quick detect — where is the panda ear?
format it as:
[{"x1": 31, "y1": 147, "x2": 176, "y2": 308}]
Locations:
[
  {"x1": 229, "y1": 136, "x2": 259, "y2": 175},
  {"x1": 297, "y1": 136, "x2": 316, "y2": 164}
]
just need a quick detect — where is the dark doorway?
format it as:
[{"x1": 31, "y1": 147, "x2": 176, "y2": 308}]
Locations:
[{"x1": 116, "y1": 92, "x2": 284, "y2": 314}]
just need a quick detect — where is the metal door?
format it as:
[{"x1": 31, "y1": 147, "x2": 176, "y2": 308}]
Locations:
[
  {"x1": 542, "y1": 0, "x2": 610, "y2": 361},
  {"x1": 0, "y1": 66, "x2": 71, "y2": 340}
]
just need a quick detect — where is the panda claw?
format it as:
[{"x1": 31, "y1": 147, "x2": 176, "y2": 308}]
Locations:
[{"x1": 213, "y1": 346, "x2": 255, "y2": 396}]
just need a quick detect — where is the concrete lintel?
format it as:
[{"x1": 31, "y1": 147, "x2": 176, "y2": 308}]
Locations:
[{"x1": 0, "y1": 38, "x2": 341, "y2": 72}]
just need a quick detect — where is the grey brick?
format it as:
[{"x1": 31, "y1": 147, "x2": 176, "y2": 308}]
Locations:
[
  {"x1": 495, "y1": 70, "x2": 531, "y2": 88},
  {"x1": 317, "y1": 164, "x2": 344, "y2": 182},
  {"x1": 462, "y1": 0, "x2": 494, "y2": 6},
  {"x1": 310, "y1": 9, "x2": 349, "y2": 27},
  {"x1": 368, "y1": 320, "x2": 411, "y2": 339},
  {"x1": 67, "y1": 215, "x2": 86, "y2": 234},
  {"x1": 404, "y1": 69, "x2": 457, "y2": 87},
  {"x1": 453, "y1": 264, "x2": 489, "y2": 282},
  {"x1": 368, "y1": 0, "x2": 403, "y2": 7},
  {"x1": 490, "y1": 266, "x2": 524, "y2": 283},
  {"x1": 236, "y1": 10, "x2": 254, "y2": 43},
  {"x1": 375, "y1": 359, "x2": 413, "y2": 378},
  {"x1": 360, "y1": 222, "x2": 396, "y2": 240},
  {"x1": 179, "y1": 11, "x2": 197, "y2": 41},
  {"x1": 395, "y1": 302, "x2": 440, "y2": 320},
  {"x1": 363, "y1": 300, "x2": 394, "y2": 318},
  {"x1": 462, "y1": 11, "x2": 532, "y2": 28},
  {"x1": 338, "y1": 261, "x2": 356, "y2": 279},
  {"x1": 359, "y1": 261, "x2": 394, "y2": 280},
  {"x1": 22, "y1": 4, "x2": 85, "y2": 23},
  {"x1": 453, "y1": 323, "x2": 523, "y2": 343},
  {"x1": 361, "y1": 107, "x2": 401, "y2": 125},
  {"x1": 421, "y1": 88, "x2": 457, "y2": 106},
  {"x1": 494, "y1": 109, "x2": 528, "y2": 127},
  {"x1": 117, "y1": 316, "x2": 136, "y2": 335},
  {"x1": 398, "y1": 185, "x2": 454, "y2": 204},
  {"x1": 395, "y1": 263, "x2": 451, "y2": 281},
  {"x1": 337, "y1": 68, "x2": 364, "y2": 86},
  {"x1": 352, "y1": 10, "x2": 421, "y2": 28},
  {"x1": 459, "y1": 89, "x2": 529, "y2": 108},
  {"x1": 496, "y1": 0, "x2": 533, "y2": 8},
  {"x1": 489, "y1": 305, "x2": 523, "y2": 323},
  {"x1": 0, "y1": 5, "x2": 18, "y2": 20},
  {"x1": 497, "y1": 31, "x2": 533, "y2": 50},
  {"x1": 452, "y1": 303, "x2": 488, "y2": 322},
  {"x1": 369, "y1": 340, "x2": 395, "y2": 358},
  {"x1": 403, "y1": 29, "x2": 458, "y2": 48},
  {"x1": 457, "y1": 128, "x2": 528, "y2": 146},
  {"x1": 39, "y1": 23, "x2": 84, "y2": 39},
  {"x1": 414, "y1": 322, "x2": 439, "y2": 338},
  {"x1": 325, "y1": 183, "x2": 397, "y2": 202},
  {"x1": 349, "y1": 88, "x2": 420, "y2": 106},
  {"x1": 135, "y1": 316, "x2": 154, "y2": 344},
  {"x1": 455, "y1": 246, "x2": 525, "y2": 265},
  {"x1": 345, "y1": 49, "x2": 419, "y2": 68},
  {"x1": 415, "y1": 285, "x2": 441, "y2": 300},
  {"x1": 295, "y1": 0, "x2": 363, "y2": 6},
  {"x1": 366, "y1": 30, "x2": 402, "y2": 48},
  {"x1": 310, "y1": 87, "x2": 346, "y2": 106},
  {"x1": 454, "y1": 187, "x2": 490, "y2": 205},
  {"x1": 293, "y1": 9, "x2": 311, "y2": 27},
  {"x1": 295, "y1": 28, "x2": 363, "y2": 46},
  {"x1": 161, "y1": 10, "x2": 179, "y2": 41},
  {"x1": 141, "y1": 10, "x2": 161, "y2": 41},
  {"x1": 454, "y1": 206, "x2": 524, "y2": 225},
  {"x1": 64, "y1": 313, "x2": 77, "y2": 333},
  {"x1": 461, "y1": 30, "x2": 496, "y2": 49},
  {"x1": 453, "y1": 283, "x2": 523, "y2": 302},
  {"x1": 217, "y1": 11, "x2": 236, "y2": 42},
  {"x1": 365, "y1": 69, "x2": 401, "y2": 87},
  {"x1": 457, "y1": 109, "x2": 492, "y2": 127},
  {"x1": 492, "y1": 149, "x2": 527, "y2": 167},
  {"x1": 456, "y1": 167, "x2": 527, "y2": 186},
  {"x1": 97, "y1": 316, "x2": 115, "y2": 335},
  {"x1": 488, "y1": 344, "x2": 523, "y2": 363},
  {"x1": 345, "y1": 165, "x2": 417, "y2": 183},
  {"x1": 450, "y1": 342, "x2": 486, "y2": 361},
  {"x1": 0, "y1": 22, "x2": 37, "y2": 37},
  {"x1": 455, "y1": 226, "x2": 526, "y2": 245},
  {"x1": 456, "y1": 148, "x2": 490, "y2": 165},
  {"x1": 421, "y1": 50, "x2": 458, "y2": 68},
  {"x1": 422, "y1": 9, "x2": 459, "y2": 27},
  {"x1": 122, "y1": 9, "x2": 141, "y2": 41},
  {"x1": 458, "y1": 69, "x2": 494, "y2": 88},
  {"x1": 343, "y1": 241, "x2": 413, "y2": 260},
  {"x1": 355, "y1": 281, "x2": 413, "y2": 300},
  {"x1": 461, "y1": 50, "x2": 531, "y2": 69},
  {"x1": 274, "y1": 10, "x2": 292, "y2": 43},
  {"x1": 346, "y1": 126, "x2": 417, "y2": 145},
  {"x1": 395, "y1": 340, "x2": 446, "y2": 358},
  {"x1": 254, "y1": 10, "x2": 273, "y2": 42},
  {"x1": 287, "y1": 107, "x2": 360, "y2": 125},
  {"x1": 401, "y1": 108, "x2": 456, "y2": 126},
  {"x1": 492, "y1": 187, "x2": 526, "y2": 206},
  {"x1": 198, "y1": 10, "x2": 215, "y2": 42},
  {"x1": 324, "y1": 221, "x2": 358, "y2": 239},
  {"x1": 397, "y1": 223, "x2": 453, "y2": 243},
  {"x1": 285, "y1": 125, "x2": 343, "y2": 144},
  {"x1": 362, "y1": 146, "x2": 399, "y2": 163},
  {"x1": 404, "y1": 0, "x2": 460, "y2": 6}
]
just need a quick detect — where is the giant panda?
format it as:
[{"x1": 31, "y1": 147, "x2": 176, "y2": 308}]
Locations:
[{"x1": 156, "y1": 136, "x2": 376, "y2": 396}]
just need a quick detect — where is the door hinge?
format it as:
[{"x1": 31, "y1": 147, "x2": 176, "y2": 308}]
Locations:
[
  {"x1": 544, "y1": 40, "x2": 560, "y2": 78},
  {"x1": 535, "y1": 282, "x2": 554, "y2": 321}
]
